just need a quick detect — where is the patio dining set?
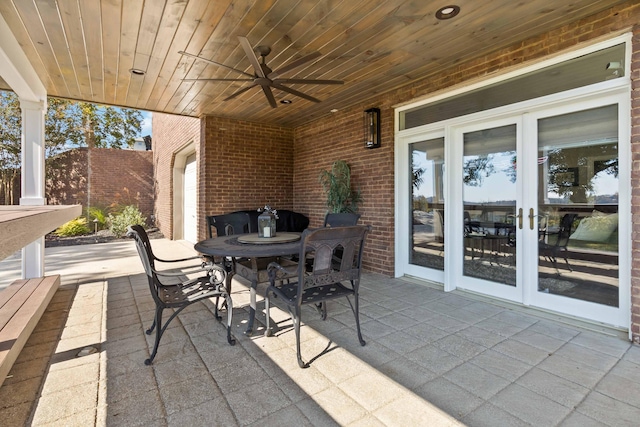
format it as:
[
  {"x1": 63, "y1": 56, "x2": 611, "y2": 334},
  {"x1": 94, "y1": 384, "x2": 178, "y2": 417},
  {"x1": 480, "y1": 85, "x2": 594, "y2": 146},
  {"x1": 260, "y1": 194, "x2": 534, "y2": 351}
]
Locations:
[{"x1": 127, "y1": 211, "x2": 370, "y2": 368}]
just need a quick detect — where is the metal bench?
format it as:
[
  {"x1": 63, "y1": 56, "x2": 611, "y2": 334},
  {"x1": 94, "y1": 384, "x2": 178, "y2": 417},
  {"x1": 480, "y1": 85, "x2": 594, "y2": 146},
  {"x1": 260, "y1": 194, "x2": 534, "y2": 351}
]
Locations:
[{"x1": 0, "y1": 275, "x2": 60, "y2": 387}]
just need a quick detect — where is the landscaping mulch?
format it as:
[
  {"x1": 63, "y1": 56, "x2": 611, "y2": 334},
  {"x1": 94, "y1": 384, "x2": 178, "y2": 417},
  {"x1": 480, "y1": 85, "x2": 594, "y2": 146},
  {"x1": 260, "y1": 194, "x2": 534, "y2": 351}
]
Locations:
[{"x1": 44, "y1": 227, "x2": 164, "y2": 247}]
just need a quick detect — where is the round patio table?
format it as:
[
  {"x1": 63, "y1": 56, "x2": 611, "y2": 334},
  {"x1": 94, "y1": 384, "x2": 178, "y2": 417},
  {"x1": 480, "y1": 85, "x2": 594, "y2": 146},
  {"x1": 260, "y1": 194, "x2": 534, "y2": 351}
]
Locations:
[{"x1": 194, "y1": 233, "x2": 302, "y2": 335}]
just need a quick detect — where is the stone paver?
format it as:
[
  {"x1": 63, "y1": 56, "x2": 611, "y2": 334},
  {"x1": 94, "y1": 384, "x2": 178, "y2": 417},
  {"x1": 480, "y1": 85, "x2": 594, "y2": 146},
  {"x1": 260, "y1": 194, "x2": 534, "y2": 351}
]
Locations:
[{"x1": 0, "y1": 239, "x2": 638, "y2": 426}]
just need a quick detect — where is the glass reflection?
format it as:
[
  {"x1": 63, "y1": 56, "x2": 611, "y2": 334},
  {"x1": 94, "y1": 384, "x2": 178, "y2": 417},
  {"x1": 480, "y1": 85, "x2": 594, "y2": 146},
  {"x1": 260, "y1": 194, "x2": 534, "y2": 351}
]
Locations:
[
  {"x1": 537, "y1": 105, "x2": 619, "y2": 306},
  {"x1": 463, "y1": 125, "x2": 517, "y2": 286},
  {"x1": 410, "y1": 138, "x2": 445, "y2": 270}
]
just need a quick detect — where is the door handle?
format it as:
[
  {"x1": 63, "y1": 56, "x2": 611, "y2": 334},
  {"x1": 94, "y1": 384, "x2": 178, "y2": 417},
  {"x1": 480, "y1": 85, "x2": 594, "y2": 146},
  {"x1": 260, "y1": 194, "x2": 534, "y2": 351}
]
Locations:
[
  {"x1": 518, "y1": 208, "x2": 523, "y2": 229},
  {"x1": 529, "y1": 208, "x2": 536, "y2": 230}
]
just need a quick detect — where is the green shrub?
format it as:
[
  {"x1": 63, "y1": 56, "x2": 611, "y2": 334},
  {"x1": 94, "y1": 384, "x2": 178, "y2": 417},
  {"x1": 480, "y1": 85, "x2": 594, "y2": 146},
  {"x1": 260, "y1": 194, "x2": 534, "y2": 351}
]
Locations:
[
  {"x1": 86, "y1": 206, "x2": 107, "y2": 231},
  {"x1": 108, "y1": 205, "x2": 146, "y2": 238},
  {"x1": 55, "y1": 217, "x2": 91, "y2": 237}
]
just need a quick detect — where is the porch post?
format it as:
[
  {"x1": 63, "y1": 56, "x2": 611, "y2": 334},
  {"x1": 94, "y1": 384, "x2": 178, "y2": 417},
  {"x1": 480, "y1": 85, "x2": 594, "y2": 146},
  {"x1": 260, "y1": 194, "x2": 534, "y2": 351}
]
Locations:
[{"x1": 20, "y1": 99, "x2": 47, "y2": 278}]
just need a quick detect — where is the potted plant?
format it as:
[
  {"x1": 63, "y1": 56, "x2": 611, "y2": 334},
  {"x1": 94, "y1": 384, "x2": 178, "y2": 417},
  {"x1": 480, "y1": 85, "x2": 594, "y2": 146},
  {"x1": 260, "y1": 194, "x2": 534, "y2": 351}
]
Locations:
[{"x1": 319, "y1": 160, "x2": 362, "y2": 213}]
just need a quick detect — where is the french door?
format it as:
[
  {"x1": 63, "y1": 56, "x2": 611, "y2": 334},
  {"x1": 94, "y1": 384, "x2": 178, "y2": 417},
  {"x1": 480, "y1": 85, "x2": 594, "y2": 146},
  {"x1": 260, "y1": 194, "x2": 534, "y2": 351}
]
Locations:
[
  {"x1": 399, "y1": 90, "x2": 629, "y2": 328},
  {"x1": 449, "y1": 116, "x2": 524, "y2": 302},
  {"x1": 524, "y1": 97, "x2": 628, "y2": 327}
]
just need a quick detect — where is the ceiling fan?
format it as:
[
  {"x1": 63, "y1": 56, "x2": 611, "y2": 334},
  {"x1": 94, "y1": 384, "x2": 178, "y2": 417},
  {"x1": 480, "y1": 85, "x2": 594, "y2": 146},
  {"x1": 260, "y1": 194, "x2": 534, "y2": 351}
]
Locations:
[{"x1": 179, "y1": 36, "x2": 343, "y2": 108}]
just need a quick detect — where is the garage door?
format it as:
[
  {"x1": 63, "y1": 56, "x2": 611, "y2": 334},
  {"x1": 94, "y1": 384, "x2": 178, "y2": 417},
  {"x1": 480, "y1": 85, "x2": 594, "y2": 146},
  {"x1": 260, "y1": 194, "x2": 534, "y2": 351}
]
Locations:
[{"x1": 183, "y1": 154, "x2": 197, "y2": 243}]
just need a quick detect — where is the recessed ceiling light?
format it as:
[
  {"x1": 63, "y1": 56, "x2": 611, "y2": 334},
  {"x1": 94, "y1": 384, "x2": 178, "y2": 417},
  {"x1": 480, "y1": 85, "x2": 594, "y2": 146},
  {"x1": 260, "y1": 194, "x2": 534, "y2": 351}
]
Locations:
[
  {"x1": 130, "y1": 68, "x2": 146, "y2": 75},
  {"x1": 435, "y1": 5, "x2": 460, "y2": 20},
  {"x1": 280, "y1": 99, "x2": 292, "y2": 104}
]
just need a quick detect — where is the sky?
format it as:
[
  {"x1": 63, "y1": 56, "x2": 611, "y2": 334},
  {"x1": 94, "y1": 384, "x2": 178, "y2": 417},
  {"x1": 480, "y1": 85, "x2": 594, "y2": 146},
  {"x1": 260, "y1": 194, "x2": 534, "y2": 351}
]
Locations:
[
  {"x1": 415, "y1": 151, "x2": 618, "y2": 203},
  {"x1": 139, "y1": 111, "x2": 152, "y2": 137}
]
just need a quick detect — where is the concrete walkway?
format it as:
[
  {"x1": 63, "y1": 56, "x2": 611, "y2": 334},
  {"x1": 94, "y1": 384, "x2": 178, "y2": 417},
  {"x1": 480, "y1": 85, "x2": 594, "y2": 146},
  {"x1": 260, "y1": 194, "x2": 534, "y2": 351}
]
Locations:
[{"x1": 0, "y1": 238, "x2": 639, "y2": 426}]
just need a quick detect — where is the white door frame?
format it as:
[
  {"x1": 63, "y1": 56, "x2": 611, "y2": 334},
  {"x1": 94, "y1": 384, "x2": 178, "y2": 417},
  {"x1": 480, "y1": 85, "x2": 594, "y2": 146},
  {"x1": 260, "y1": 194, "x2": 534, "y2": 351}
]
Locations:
[
  {"x1": 523, "y1": 91, "x2": 630, "y2": 328},
  {"x1": 172, "y1": 144, "x2": 196, "y2": 240},
  {"x1": 182, "y1": 154, "x2": 197, "y2": 243},
  {"x1": 395, "y1": 83, "x2": 631, "y2": 330},
  {"x1": 448, "y1": 114, "x2": 524, "y2": 303},
  {"x1": 395, "y1": 128, "x2": 446, "y2": 284}
]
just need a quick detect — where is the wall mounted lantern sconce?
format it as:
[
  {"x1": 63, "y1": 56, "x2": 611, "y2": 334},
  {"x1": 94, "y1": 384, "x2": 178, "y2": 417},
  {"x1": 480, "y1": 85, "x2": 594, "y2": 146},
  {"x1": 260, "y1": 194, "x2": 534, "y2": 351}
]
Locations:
[{"x1": 364, "y1": 107, "x2": 381, "y2": 149}]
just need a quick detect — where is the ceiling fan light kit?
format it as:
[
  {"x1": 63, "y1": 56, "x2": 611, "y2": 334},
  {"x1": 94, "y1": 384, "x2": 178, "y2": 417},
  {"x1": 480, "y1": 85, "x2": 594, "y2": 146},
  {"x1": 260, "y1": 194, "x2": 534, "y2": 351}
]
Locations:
[{"x1": 180, "y1": 36, "x2": 343, "y2": 108}]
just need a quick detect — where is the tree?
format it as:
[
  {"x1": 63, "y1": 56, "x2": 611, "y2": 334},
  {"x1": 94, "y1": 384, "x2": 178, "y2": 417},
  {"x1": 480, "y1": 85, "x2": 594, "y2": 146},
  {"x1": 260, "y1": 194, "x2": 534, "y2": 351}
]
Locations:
[
  {"x1": 0, "y1": 90, "x2": 145, "y2": 204},
  {"x1": 412, "y1": 151, "x2": 426, "y2": 190},
  {"x1": 545, "y1": 144, "x2": 618, "y2": 203},
  {"x1": 46, "y1": 97, "x2": 84, "y2": 157},
  {"x1": 0, "y1": 93, "x2": 21, "y2": 204},
  {"x1": 463, "y1": 155, "x2": 497, "y2": 186},
  {"x1": 66, "y1": 98, "x2": 143, "y2": 149}
]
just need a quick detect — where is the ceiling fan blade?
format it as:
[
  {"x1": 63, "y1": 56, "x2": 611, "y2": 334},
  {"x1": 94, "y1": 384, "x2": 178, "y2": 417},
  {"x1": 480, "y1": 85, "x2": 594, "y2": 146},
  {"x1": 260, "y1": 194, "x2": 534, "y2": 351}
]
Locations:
[
  {"x1": 274, "y1": 78, "x2": 343, "y2": 85},
  {"x1": 179, "y1": 51, "x2": 254, "y2": 78},
  {"x1": 261, "y1": 85, "x2": 278, "y2": 108},
  {"x1": 183, "y1": 78, "x2": 254, "y2": 82},
  {"x1": 224, "y1": 84, "x2": 257, "y2": 101},
  {"x1": 271, "y1": 82, "x2": 320, "y2": 103},
  {"x1": 268, "y1": 52, "x2": 322, "y2": 80},
  {"x1": 238, "y1": 36, "x2": 266, "y2": 78}
]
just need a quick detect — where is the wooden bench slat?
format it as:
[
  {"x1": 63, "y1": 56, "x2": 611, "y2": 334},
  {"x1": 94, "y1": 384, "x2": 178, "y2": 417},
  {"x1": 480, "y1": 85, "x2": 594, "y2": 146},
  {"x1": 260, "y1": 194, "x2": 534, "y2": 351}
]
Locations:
[
  {"x1": 0, "y1": 275, "x2": 60, "y2": 388},
  {"x1": 0, "y1": 279, "x2": 29, "y2": 309},
  {"x1": 0, "y1": 278, "x2": 43, "y2": 331},
  {"x1": 0, "y1": 277, "x2": 58, "y2": 349}
]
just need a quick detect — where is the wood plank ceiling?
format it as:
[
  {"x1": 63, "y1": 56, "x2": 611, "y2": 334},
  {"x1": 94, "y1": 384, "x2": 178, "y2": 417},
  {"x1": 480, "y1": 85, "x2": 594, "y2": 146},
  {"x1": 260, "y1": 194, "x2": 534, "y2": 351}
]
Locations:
[{"x1": 0, "y1": 0, "x2": 629, "y2": 127}]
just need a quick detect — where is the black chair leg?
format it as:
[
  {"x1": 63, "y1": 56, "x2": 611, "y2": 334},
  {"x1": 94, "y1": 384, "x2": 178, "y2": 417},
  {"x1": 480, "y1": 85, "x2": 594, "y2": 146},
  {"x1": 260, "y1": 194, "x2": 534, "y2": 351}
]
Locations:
[
  {"x1": 213, "y1": 296, "x2": 221, "y2": 320},
  {"x1": 561, "y1": 249, "x2": 572, "y2": 272},
  {"x1": 146, "y1": 307, "x2": 163, "y2": 365},
  {"x1": 224, "y1": 292, "x2": 235, "y2": 345},
  {"x1": 293, "y1": 308, "x2": 307, "y2": 368},
  {"x1": 349, "y1": 295, "x2": 366, "y2": 346},
  {"x1": 563, "y1": 257, "x2": 572, "y2": 271},
  {"x1": 208, "y1": 264, "x2": 229, "y2": 319},
  {"x1": 146, "y1": 317, "x2": 157, "y2": 335},
  {"x1": 314, "y1": 303, "x2": 327, "y2": 320}
]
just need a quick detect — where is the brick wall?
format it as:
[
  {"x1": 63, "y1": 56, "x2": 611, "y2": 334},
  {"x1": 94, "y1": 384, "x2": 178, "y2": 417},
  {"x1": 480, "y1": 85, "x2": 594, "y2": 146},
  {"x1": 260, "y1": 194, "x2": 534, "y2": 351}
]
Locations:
[
  {"x1": 153, "y1": 1, "x2": 640, "y2": 338},
  {"x1": 152, "y1": 113, "x2": 201, "y2": 239},
  {"x1": 630, "y1": 26, "x2": 640, "y2": 343},
  {"x1": 199, "y1": 116, "x2": 294, "y2": 240},
  {"x1": 293, "y1": 107, "x2": 395, "y2": 275},
  {"x1": 88, "y1": 148, "x2": 154, "y2": 220},
  {"x1": 45, "y1": 147, "x2": 153, "y2": 220}
]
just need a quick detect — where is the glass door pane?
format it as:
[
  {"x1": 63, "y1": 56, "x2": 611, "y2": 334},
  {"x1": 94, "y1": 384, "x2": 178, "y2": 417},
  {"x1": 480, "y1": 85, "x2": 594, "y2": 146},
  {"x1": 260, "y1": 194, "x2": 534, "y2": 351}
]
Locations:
[
  {"x1": 410, "y1": 138, "x2": 445, "y2": 270},
  {"x1": 537, "y1": 105, "x2": 619, "y2": 307},
  {"x1": 463, "y1": 125, "x2": 517, "y2": 286}
]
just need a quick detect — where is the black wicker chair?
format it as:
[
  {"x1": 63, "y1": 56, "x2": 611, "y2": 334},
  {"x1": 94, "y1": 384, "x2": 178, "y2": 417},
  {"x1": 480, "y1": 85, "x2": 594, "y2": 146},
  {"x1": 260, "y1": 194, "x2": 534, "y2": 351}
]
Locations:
[
  {"x1": 230, "y1": 209, "x2": 309, "y2": 233},
  {"x1": 205, "y1": 212, "x2": 252, "y2": 297},
  {"x1": 539, "y1": 213, "x2": 578, "y2": 273},
  {"x1": 264, "y1": 225, "x2": 371, "y2": 368},
  {"x1": 313, "y1": 212, "x2": 362, "y2": 316},
  {"x1": 207, "y1": 212, "x2": 253, "y2": 237},
  {"x1": 323, "y1": 212, "x2": 361, "y2": 227},
  {"x1": 127, "y1": 225, "x2": 234, "y2": 365}
]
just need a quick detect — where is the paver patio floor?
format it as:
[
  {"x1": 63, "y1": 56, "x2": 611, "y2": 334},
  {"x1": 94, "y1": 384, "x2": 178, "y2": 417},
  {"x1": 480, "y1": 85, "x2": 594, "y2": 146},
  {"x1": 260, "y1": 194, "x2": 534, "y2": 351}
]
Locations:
[{"x1": 0, "y1": 239, "x2": 639, "y2": 426}]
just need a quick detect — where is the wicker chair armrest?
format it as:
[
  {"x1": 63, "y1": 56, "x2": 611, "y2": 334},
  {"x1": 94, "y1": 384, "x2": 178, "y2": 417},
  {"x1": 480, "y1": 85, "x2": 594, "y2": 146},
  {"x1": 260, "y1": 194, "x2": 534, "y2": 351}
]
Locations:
[
  {"x1": 152, "y1": 263, "x2": 205, "y2": 277},
  {"x1": 154, "y1": 255, "x2": 202, "y2": 264}
]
